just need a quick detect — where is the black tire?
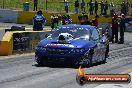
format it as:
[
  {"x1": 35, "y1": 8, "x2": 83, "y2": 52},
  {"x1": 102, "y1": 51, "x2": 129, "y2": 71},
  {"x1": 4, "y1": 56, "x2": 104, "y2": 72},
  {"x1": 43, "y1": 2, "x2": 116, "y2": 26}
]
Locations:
[
  {"x1": 105, "y1": 44, "x2": 109, "y2": 58},
  {"x1": 87, "y1": 52, "x2": 93, "y2": 67},
  {"x1": 35, "y1": 56, "x2": 44, "y2": 66},
  {"x1": 102, "y1": 44, "x2": 109, "y2": 64},
  {"x1": 101, "y1": 56, "x2": 106, "y2": 64},
  {"x1": 78, "y1": 50, "x2": 93, "y2": 67},
  {"x1": 37, "y1": 61, "x2": 44, "y2": 66}
]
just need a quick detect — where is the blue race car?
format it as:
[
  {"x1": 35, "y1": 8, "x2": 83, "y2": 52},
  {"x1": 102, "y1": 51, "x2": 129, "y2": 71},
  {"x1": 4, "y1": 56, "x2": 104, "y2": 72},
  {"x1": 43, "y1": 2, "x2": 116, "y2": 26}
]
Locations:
[{"x1": 35, "y1": 24, "x2": 109, "y2": 66}]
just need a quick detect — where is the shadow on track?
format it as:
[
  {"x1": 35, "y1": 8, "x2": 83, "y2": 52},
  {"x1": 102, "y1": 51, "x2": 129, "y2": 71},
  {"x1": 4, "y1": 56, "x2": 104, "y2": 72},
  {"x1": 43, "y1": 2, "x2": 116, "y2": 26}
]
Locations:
[
  {"x1": 32, "y1": 63, "x2": 80, "y2": 69},
  {"x1": 32, "y1": 61, "x2": 107, "y2": 69}
]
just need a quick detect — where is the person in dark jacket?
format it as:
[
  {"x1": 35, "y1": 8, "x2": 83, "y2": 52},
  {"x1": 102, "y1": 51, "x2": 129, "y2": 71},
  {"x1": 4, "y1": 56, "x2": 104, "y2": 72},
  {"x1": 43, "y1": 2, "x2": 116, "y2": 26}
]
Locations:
[
  {"x1": 81, "y1": 15, "x2": 92, "y2": 25},
  {"x1": 104, "y1": 1, "x2": 108, "y2": 15},
  {"x1": 125, "y1": 1, "x2": 129, "y2": 15},
  {"x1": 51, "y1": 15, "x2": 59, "y2": 29},
  {"x1": 118, "y1": 14, "x2": 126, "y2": 44},
  {"x1": 75, "y1": 0, "x2": 79, "y2": 14},
  {"x1": 89, "y1": 0, "x2": 94, "y2": 15},
  {"x1": 94, "y1": 0, "x2": 98, "y2": 15},
  {"x1": 64, "y1": 0, "x2": 69, "y2": 13},
  {"x1": 121, "y1": 1, "x2": 126, "y2": 15},
  {"x1": 111, "y1": 14, "x2": 118, "y2": 43},
  {"x1": 33, "y1": 0, "x2": 38, "y2": 11},
  {"x1": 81, "y1": 0, "x2": 85, "y2": 13},
  {"x1": 33, "y1": 10, "x2": 46, "y2": 31},
  {"x1": 92, "y1": 15, "x2": 99, "y2": 27},
  {"x1": 100, "y1": 1, "x2": 104, "y2": 15}
]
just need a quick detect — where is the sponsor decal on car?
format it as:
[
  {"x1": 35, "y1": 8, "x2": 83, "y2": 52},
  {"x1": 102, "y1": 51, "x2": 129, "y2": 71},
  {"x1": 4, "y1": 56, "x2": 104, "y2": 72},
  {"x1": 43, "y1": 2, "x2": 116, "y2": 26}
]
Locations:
[{"x1": 45, "y1": 44, "x2": 74, "y2": 47}]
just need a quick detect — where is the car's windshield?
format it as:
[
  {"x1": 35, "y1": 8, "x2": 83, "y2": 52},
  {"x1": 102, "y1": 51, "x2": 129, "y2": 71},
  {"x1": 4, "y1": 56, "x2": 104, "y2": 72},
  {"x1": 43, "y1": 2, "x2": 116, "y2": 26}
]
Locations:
[{"x1": 51, "y1": 27, "x2": 90, "y2": 39}]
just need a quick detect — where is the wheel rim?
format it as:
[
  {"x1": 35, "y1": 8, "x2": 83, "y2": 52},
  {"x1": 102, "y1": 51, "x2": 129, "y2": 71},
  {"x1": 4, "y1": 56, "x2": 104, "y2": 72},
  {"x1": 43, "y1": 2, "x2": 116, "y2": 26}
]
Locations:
[{"x1": 79, "y1": 54, "x2": 92, "y2": 67}]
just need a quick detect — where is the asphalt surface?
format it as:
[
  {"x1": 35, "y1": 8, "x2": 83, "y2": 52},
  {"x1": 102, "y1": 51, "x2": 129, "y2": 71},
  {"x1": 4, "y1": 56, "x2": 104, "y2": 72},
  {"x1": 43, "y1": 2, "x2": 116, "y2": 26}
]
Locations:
[{"x1": 0, "y1": 32, "x2": 132, "y2": 88}]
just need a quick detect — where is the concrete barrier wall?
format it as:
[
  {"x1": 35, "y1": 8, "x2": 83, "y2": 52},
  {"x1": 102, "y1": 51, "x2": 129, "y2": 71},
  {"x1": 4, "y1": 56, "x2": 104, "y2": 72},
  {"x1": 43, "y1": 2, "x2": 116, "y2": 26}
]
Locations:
[
  {"x1": 12, "y1": 31, "x2": 51, "y2": 54},
  {"x1": 0, "y1": 29, "x2": 5, "y2": 41},
  {"x1": 17, "y1": 11, "x2": 112, "y2": 25},
  {"x1": 0, "y1": 10, "x2": 112, "y2": 25},
  {"x1": 0, "y1": 10, "x2": 18, "y2": 23},
  {"x1": 17, "y1": 11, "x2": 36, "y2": 24},
  {"x1": 0, "y1": 32, "x2": 13, "y2": 56},
  {"x1": 0, "y1": 30, "x2": 50, "y2": 55},
  {"x1": 17, "y1": 11, "x2": 67, "y2": 25}
]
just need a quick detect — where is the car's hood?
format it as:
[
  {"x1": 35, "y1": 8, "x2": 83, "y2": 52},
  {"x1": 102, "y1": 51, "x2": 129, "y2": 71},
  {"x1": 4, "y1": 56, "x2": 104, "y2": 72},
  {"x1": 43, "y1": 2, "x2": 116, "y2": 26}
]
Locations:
[{"x1": 38, "y1": 38, "x2": 93, "y2": 48}]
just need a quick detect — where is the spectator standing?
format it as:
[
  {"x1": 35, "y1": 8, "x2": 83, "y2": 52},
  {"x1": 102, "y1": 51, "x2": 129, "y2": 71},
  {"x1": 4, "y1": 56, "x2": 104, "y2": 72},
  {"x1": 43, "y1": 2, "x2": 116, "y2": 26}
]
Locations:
[
  {"x1": 33, "y1": 0, "x2": 38, "y2": 11},
  {"x1": 81, "y1": 15, "x2": 92, "y2": 25},
  {"x1": 100, "y1": 1, "x2": 104, "y2": 15},
  {"x1": 51, "y1": 15, "x2": 59, "y2": 29},
  {"x1": 94, "y1": 0, "x2": 98, "y2": 15},
  {"x1": 62, "y1": 15, "x2": 72, "y2": 25},
  {"x1": 125, "y1": 1, "x2": 129, "y2": 15},
  {"x1": 81, "y1": 0, "x2": 85, "y2": 14},
  {"x1": 92, "y1": 15, "x2": 99, "y2": 27},
  {"x1": 118, "y1": 14, "x2": 126, "y2": 44},
  {"x1": 89, "y1": 0, "x2": 94, "y2": 15},
  {"x1": 111, "y1": 14, "x2": 118, "y2": 43},
  {"x1": 104, "y1": 1, "x2": 108, "y2": 15},
  {"x1": 64, "y1": 0, "x2": 69, "y2": 13},
  {"x1": 67, "y1": 15, "x2": 72, "y2": 24},
  {"x1": 33, "y1": 10, "x2": 46, "y2": 31},
  {"x1": 121, "y1": 1, "x2": 126, "y2": 15},
  {"x1": 110, "y1": 2, "x2": 114, "y2": 16},
  {"x1": 75, "y1": 0, "x2": 79, "y2": 14}
]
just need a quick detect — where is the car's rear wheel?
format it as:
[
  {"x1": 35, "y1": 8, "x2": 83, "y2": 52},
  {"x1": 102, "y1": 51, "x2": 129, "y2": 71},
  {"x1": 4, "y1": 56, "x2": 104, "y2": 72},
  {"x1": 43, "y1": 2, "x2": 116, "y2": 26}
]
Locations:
[
  {"x1": 105, "y1": 44, "x2": 109, "y2": 58},
  {"x1": 102, "y1": 44, "x2": 109, "y2": 64},
  {"x1": 101, "y1": 56, "x2": 106, "y2": 64}
]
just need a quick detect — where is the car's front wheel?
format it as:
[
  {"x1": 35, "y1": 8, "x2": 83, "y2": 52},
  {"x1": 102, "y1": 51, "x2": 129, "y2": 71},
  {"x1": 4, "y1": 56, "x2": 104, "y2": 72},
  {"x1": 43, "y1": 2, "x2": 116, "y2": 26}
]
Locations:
[
  {"x1": 35, "y1": 55, "x2": 44, "y2": 66},
  {"x1": 78, "y1": 52, "x2": 93, "y2": 67}
]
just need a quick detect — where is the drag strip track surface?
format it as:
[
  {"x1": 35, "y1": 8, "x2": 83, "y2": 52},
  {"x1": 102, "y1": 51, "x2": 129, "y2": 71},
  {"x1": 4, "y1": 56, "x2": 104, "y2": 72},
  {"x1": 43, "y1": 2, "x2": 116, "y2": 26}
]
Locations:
[{"x1": 0, "y1": 33, "x2": 132, "y2": 88}]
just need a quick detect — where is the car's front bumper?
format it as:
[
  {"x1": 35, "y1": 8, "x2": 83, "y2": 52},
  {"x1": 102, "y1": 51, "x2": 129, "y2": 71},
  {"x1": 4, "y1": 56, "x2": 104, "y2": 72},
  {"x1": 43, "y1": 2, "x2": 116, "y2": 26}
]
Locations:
[{"x1": 35, "y1": 52, "x2": 85, "y2": 65}]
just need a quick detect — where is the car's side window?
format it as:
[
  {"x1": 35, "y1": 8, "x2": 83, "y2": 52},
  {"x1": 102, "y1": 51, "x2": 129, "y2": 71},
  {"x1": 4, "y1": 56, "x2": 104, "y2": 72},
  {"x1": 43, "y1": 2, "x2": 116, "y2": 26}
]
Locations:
[{"x1": 91, "y1": 28, "x2": 99, "y2": 40}]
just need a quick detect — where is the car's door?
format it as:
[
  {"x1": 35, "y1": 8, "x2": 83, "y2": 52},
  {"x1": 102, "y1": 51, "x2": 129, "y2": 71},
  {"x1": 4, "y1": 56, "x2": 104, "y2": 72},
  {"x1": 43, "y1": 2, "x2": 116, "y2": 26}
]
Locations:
[
  {"x1": 91, "y1": 28, "x2": 104, "y2": 63},
  {"x1": 98, "y1": 29, "x2": 107, "y2": 61}
]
